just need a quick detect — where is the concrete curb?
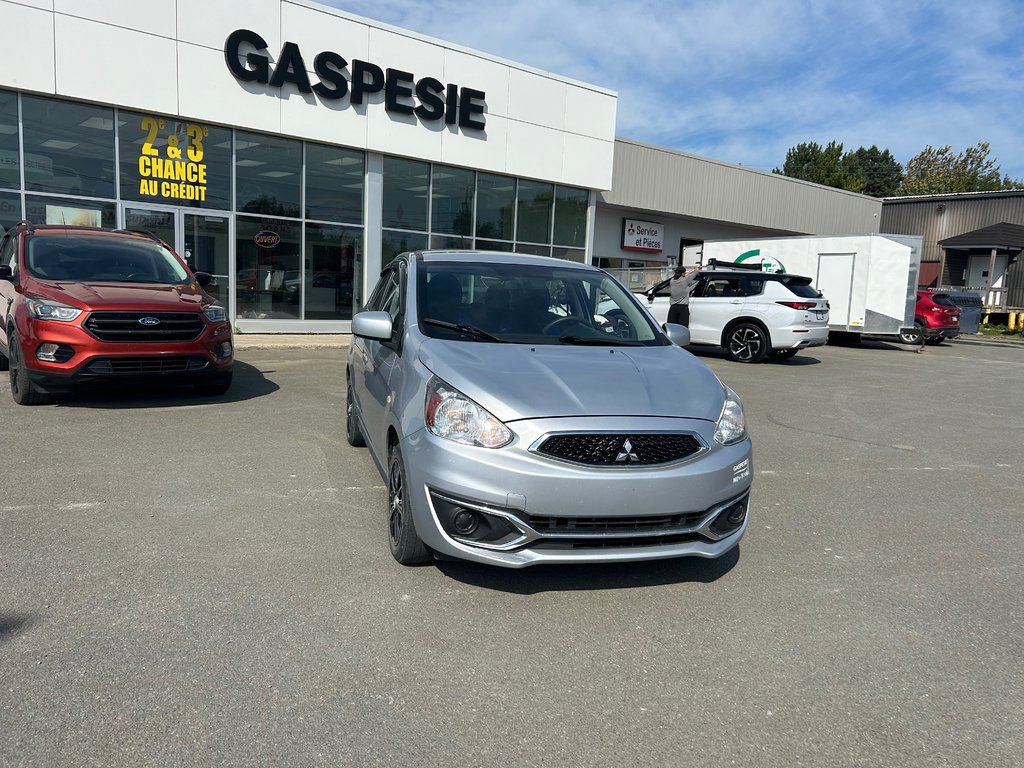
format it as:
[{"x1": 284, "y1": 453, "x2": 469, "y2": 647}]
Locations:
[
  {"x1": 952, "y1": 335, "x2": 1024, "y2": 349},
  {"x1": 234, "y1": 334, "x2": 350, "y2": 351}
]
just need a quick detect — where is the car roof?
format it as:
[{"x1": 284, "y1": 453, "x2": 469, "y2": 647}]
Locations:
[
  {"x1": 703, "y1": 269, "x2": 814, "y2": 281},
  {"x1": 15, "y1": 224, "x2": 158, "y2": 242},
  {"x1": 414, "y1": 250, "x2": 598, "y2": 271}
]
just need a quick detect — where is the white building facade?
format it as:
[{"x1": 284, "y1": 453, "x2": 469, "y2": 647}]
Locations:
[{"x1": 0, "y1": 0, "x2": 617, "y2": 332}]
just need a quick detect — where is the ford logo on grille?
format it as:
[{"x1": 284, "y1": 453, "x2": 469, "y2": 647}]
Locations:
[{"x1": 139, "y1": 317, "x2": 161, "y2": 326}]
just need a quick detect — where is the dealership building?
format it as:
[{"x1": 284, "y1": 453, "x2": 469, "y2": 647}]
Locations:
[{"x1": 0, "y1": 0, "x2": 881, "y2": 333}]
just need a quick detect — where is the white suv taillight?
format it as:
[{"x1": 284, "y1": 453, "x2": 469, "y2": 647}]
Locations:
[{"x1": 776, "y1": 301, "x2": 817, "y2": 310}]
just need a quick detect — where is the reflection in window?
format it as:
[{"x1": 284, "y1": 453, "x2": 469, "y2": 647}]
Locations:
[
  {"x1": 514, "y1": 243, "x2": 551, "y2": 257},
  {"x1": 236, "y1": 131, "x2": 301, "y2": 217},
  {"x1": 382, "y1": 229, "x2": 427, "y2": 267},
  {"x1": 516, "y1": 180, "x2": 553, "y2": 244},
  {"x1": 0, "y1": 90, "x2": 19, "y2": 190},
  {"x1": 475, "y1": 239, "x2": 515, "y2": 252},
  {"x1": 305, "y1": 223, "x2": 362, "y2": 320},
  {"x1": 431, "y1": 165, "x2": 474, "y2": 236},
  {"x1": 553, "y1": 186, "x2": 588, "y2": 247},
  {"x1": 476, "y1": 173, "x2": 515, "y2": 241},
  {"x1": 552, "y1": 246, "x2": 586, "y2": 263},
  {"x1": 306, "y1": 143, "x2": 364, "y2": 223},
  {"x1": 383, "y1": 157, "x2": 428, "y2": 231},
  {"x1": 21, "y1": 95, "x2": 115, "y2": 198},
  {"x1": 430, "y1": 234, "x2": 473, "y2": 250},
  {"x1": 235, "y1": 216, "x2": 301, "y2": 319},
  {"x1": 119, "y1": 111, "x2": 231, "y2": 210},
  {"x1": 0, "y1": 190, "x2": 21, "y2": 230},
  {"x1": 25, "y1": 195, "x2": 115, "y2": 228}
]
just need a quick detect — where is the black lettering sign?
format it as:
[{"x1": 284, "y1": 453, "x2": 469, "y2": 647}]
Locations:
[{"x1": 223, "y1": 30, "x2": 486, "y2": 131}]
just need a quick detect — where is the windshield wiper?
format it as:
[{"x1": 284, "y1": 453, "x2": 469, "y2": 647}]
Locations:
[
  {"x1": 558, "y1": 335, "x2": 643, "y2": 346},
  {"x1": 422, "y1": 318, "x2": 508, "y2": 343}
]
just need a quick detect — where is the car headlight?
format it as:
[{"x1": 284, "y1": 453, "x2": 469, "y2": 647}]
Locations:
[
  {"x1": 714, "y1": 385, "x2": 746, "y2": 445},
  {"x1": 26, "y1": 297, "x2": 83, "y2": 322},
  {"x1": 203, "y1": 305, "x2": 227, "y2": 322},
  {"x1": 425, "y1": 377, "x2": 513, "y2": 448}
]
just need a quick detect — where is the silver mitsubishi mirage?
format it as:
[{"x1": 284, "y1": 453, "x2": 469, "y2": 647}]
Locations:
[{"x1": 346, "y1": 251, "x2": 752, "y2": 568}]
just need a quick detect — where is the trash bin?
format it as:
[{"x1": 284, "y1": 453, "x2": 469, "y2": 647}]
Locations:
[{"x1": 944, "y1": 291, "x2": 984, "y2": 334}]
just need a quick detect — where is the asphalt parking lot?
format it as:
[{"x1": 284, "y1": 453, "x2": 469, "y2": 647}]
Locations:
[{"x1": 1, "y1": 339, "x2": 1022, "y2": 767}]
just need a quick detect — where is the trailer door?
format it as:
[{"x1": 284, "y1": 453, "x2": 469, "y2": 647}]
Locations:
[{"x1": 816, "y1": 253, "x2": 855, "y2": 331}]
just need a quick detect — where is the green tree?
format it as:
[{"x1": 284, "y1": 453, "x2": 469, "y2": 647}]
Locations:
[
  {"x1": 774, "y1": 141, "x2": 904, "y2": 196},
  {"x1": 898, "y1": 141, "x2": 1023, "y2": 194},
  {"x1": 847, "y1": 146, "x2": 903, "y2": 197}
]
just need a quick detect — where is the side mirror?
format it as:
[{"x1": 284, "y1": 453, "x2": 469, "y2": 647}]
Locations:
[
  {"x1": 646, "y1": 293, "x2": 655, "y2": 304},
  {"x1": 662, "y1": 322, "x2": 691, "y2": 347},
  {"x1": 0, "y1": 265, "x2": 12, "y2": 281},
  {"x1": 193, "y1": 271, "x2": 213, "y2": 288},
  {"x1": 351, "y1": 310, "x2": 393, "y2": 341}
]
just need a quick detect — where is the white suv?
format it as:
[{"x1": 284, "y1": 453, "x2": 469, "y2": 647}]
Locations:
[{"x1": 640, "y1": 270, "x2": 830, "y2": 362}]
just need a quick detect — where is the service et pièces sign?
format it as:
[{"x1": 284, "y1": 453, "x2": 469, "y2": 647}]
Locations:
[
  {"x1": 622, "y1": 218, "x2": 663, "y2": 253},
  {"x1": 135, "y1": 116, "x2": 210, "y2": 203}
]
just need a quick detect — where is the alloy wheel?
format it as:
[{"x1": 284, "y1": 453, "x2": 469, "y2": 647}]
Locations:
[
  {"x1": 388, "y1": 458, "x2": 404, "y2": 546},
  {"x1": 728, "y1": 327, "x2": 764, "y2": 362}
]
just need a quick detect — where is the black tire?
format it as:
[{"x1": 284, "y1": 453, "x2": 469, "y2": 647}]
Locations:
[
  {"x1": 898, "y1": 323, "x2": 924, "y2": 345},
  {"x1": 725, "y1": 323, "x2": 769, "y2": 363},
  {"x1": 387, "y1": 442, "x2": 430, "y2": 565},
  {"x1": 345, "y1": 381, "x2": 365, "y2": 447},
  {"x1": 8, "y1": 333, "x2": 50, "y2": 405},
  {"x1": 195, "y1": 369, "x2": 232, "y2": 396},
  {"x1": 770, "y1": 348, "x2": 799, "y2": 360},
  {"x1": 0, "y1": 347, "x2": 8, "y2": 372}
]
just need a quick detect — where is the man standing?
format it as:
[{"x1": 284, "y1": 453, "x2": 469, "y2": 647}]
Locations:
[{"x1": 668, "y1": 263, "x2": 701, "y2": 326}]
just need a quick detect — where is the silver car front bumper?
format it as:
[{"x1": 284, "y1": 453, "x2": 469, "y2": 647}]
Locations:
[{"x1": 400, "y1": 415, "x2": 753, "y2": 568}]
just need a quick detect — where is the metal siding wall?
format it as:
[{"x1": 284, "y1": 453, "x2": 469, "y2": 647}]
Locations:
[
  {"x1": 880, "y1": 193, "x2": 1024, "y2": 307},
  {"x1": 604, "y1": 140, "x2": 882, "y2": 235}
]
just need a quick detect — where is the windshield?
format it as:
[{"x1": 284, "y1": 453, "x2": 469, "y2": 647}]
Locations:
[
  {"x1": 26, "y1": 235, "x2": 190, "y2": 284},
  {"x1": 418, "y1": 261, "x2": 668, "y2": 346}
]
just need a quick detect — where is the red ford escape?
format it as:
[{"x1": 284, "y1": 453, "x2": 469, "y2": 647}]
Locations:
[{"x1": 0, "y1": 222, "x2": 233, "y2": 405}]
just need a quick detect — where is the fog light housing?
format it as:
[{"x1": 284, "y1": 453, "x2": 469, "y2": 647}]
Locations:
[
  {"x1": 36, "y1": 343, "x2": 74, "y2": 363},
  {"x1": 215, "y1": 341, "x2": 232, "y2": 359},
  {"x1": 709, "y1": 495, "x2": 749, "y2": 538},
  {"x1": 429, "y1": 490, "x2": 527, "y2": 550},
  {"x1": 452, "y1": 510, "x2": 479, "y2": 536}
]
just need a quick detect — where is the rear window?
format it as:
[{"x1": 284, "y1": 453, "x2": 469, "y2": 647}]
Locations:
[
  {"x1": 26, "y1": 235, "x2": 189, "y2": 284},
  {"x1": 779, "y1": 276, "x2": 819, "y2": 298},
  {"x1": 930, "y1": 293, "x2": 956, "y2": 307}
]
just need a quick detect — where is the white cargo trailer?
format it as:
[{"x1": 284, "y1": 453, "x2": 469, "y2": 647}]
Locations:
[{"x1": 695, "y1": 234, "x2": 922, "y2": 337}]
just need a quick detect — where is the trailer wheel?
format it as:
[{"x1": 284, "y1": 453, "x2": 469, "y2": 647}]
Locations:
[
  {"x1": 726, "y1": 323, "x2": 769, "y2": 363},
  {"x1": 898, "y1": 322, "x2": 923, "y2": 345}
]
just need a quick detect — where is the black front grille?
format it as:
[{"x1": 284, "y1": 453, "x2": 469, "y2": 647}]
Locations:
[
  {"x1": 84, "y1": 312, "x2": 205, "y2": 342},
  {"x1": 531, "y1": 532, "x2": 703, "y2": 550},
  {"x1": 536, "y1": 433, "x2": 704, "y2": 466},
  {"x1": 84, "y1": 356, "x2": 208, "y2": 375},
  {"x1": 527, "y1": 511, "x2": 707, "y2": 533}
]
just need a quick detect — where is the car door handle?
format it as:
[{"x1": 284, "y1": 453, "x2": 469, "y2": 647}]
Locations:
[{"x1": 730, "y1": 300, "x2": 742, "y2": 304}]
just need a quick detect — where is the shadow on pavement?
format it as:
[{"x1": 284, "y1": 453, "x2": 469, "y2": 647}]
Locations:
[
  {"x1": 436, "y1": 546, "x2": 740, "y2": 594},
  {"x1": 0, "y1": 613, "x2": 35, "y2": 644},
  {"x1": 42, "y1": 360, "x2": 279, "y2": 409}
]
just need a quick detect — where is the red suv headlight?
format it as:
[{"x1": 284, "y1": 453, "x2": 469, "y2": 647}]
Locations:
[{"x1": 26, "y1": 297, "x2": 83, "y2": 322}]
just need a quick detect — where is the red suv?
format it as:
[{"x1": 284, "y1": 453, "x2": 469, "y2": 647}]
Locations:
[
  {"x1": 0, "y1": 222, "x2": 233, "y2": 405},
  {"x1": 898, "y1": 290, "x2": 960, "y2": 345}
]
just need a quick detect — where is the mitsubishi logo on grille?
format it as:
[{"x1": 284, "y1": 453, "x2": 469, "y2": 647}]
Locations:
[
  {"x1": 615, "y1": 438, "x2": 640, "y2": 463},
  {"x1": 139, "y1": 317, "x2": 161, "y2": 326}
]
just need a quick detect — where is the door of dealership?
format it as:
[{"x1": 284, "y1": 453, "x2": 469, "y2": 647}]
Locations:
[{"x1": 120, "y1": 203, "x2": 231, "y2": 314}]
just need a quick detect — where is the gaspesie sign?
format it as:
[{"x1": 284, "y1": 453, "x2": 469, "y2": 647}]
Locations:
[
  {"x1": 622, "y1": 218, "x2": 663, "y2": 253},
  {"x1": 224, "y1": 29, "x2": 486, "y2": 131}
]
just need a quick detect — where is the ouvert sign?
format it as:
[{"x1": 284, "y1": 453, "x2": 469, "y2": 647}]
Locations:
[{"x1": 224, "y1": 29, "x2": 487, "y2": 131}]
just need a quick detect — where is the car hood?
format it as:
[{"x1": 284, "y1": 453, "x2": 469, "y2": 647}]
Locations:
[
  {"x1": 32, "y1": 280, "x2": 207, "y2": 310},
  {"x1": 417, "y1": 339, "x2": 725, "y2": 422}
]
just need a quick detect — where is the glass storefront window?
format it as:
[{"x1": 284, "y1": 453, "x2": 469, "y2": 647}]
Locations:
[
  {"x1": 305, "y1": 223, "x2": 362, "y2": 320},
  {"x1": 25, "y1": 195, "x2": 115, "y2": 228},
  {"x1": 430, "y1": 234, "x2": 472, "y2": 250},
  {"x1": 235, "y1": 216, "x2": 301, "y2": 319},
  {"x1": 184, "y1": 214, "x2": 231, "y2": 307},
  {"x1": 475, "y1": 239, "x2": 515, "y2": 252},
  {"x1": 552, "y1": 246, "x2": 586, "y2": 263},
  {"x1": 119, "y1": 111, "x2": 231, "y2": 210},
  {"x1": 553, "y1": 186, "x2": 588, "y2": 247},
  {"x1": 382, "y1": 229, "x2": 428, "y2": 267},
  {"x1": 431, "y1": 165, "x2": 474, "y2": 236},
  {"x1": 0, "y1": 190, "x2": 21, "y2": 230},
  {"x1": 515, "y1": 243, "x2": 551, "y2": 257},
  {"x1": 516, "y1": 180, "x2": 553, "y2": 244},
  {"x1": 22, "y1": 95, "x2": 115, "y2": 198},
  {"x1": 476, "y1": 173, "x2": 515, "y2": 241},
  {"x1": 0, "y1": 90, "x2": 19, "y2": 190},
  {"x1": 306, "y1": 143, "x2": 363, "y2": 223},
  {"x1": 236, "y1": 131, "x2": 301, "y2": 217},
  {"x1": 383, "y1": 157, "x2": 428, "y2": 231}
]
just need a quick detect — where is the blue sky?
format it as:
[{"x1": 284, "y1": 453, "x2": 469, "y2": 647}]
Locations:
[{"x1": 323, "y1": 0, "x2": 1024, "y2": 182}]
